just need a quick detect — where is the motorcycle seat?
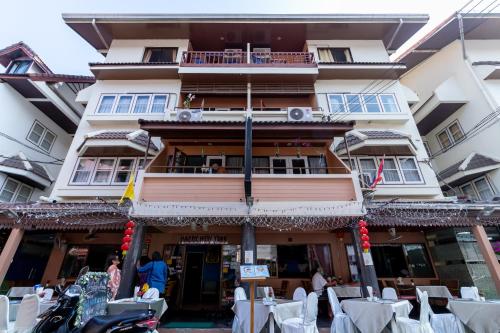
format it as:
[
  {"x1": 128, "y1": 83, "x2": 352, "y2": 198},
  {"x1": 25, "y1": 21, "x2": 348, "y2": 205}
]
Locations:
[{"x1": 80, "y1": 309, "x2": 155, "y2": 333}]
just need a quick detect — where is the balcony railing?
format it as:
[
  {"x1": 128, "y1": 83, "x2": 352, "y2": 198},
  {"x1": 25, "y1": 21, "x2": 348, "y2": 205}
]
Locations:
[
  {"x1": 174, "y1": 107, "x2": 323, "y2": 112},
  {"x1": 181, "y1": 51, "x2": 315, "y2": 66}
]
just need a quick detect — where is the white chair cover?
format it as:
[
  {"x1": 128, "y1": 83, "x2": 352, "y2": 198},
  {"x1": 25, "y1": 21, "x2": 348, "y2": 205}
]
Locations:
[
  {"x1": 142, "y1": 288, "x2": 159, "y2": 299},
  {"x1": 394, "y1": 291, "x2": 433, "y2": 333},
  {"x1": 232, "y1": 287, "x2": 247, "y2": 333},
  {"x1": 460, "y1": 287, "x2": 481, "y2": 301},
  {"x1": 382, "y1": 287, "x2": 398, "y2": 301},
  {"x1": 42, "y1": 288, "x2": 54, "y2": 302},
  {"x1": 282, "y1": 292, "x2": 319, "y2": 333},
  {"x1": 366, "y1": 286, "x2": 373, "y2": 298},
  {"x1": 12, "y1": 294, "x2": 40, "y2": 333},
  {"x1": 418, "y1": 287, "x2": 464, "y2": 333},
  {"x1": 327, "y1": 288, "x2": 356, "y2": 333},
  {"x1": 0, "y1": 295, "x2": 8, "y2": 333},
  {"x1": 293, "y1": 287, "x2": 307, "y2": 301}
]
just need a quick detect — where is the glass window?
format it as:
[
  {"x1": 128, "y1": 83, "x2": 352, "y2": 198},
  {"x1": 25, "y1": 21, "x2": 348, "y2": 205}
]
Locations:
[
  {"x1": 317, "y1": 48, "x2": 334, "y2": 62},
  {"x1": 226, "y1": 156, "x2": 244, "y2": 174},
  {"x1": 308, "y1": 156, "x2": 327, "y2": 174},
  {"x1": 97, "y1": 95, "x2": 116, "y2": 114},
  {"x1": 252, "y1": 157, "x2": 270, "y2": 174},
  {"x1": 257, "y1": 245, "x2": 278, "y2": 277},
  {"x1": 290, "y1": 158, "x2": 308, "y2": 175},
  {"x1": 359, "y1": 158, "x2": 377, "y2": 185},
  {"x1": 461, "y1": 183, "x2": 478, "y2": 200},
  {"x1": 7, "y1": 60, "x2": 31, "y2": 74},
  {"x1": 15, "y1": 184, "x2": 32, "y2": 203},
  {"x1": 132, "y1": 95, "x2": 150, "y2": 113},
  {"x1": 328, "y1": 94, "x2": 346, "y2": 113},
  {"x1": 381, "y1": 158, "x2": 401, "y2": 183},
  {"x1": 92, "y1": 158, "x2": 115, "y2": 184},
  {"x1": 473, "y1": 178, "x2": 494, "y2": 201},
  {"x1": 398, "y1": 158, "x2": 422, "y2": 182},
  {"x1": 345, "y1": 94, "x2": 362, "y2": 113},
  {"x1": 371, "y1": 245, "x2": 408, "y2": 277},
  {"x1": 271, "y1": 158, "x2": 287, "y2": 174},
  {"x1": 0, "y1": 179, "x2": 19, "y2": 202},
  {"x1": 345, "y1": 245, "x2": 360, "y2": 282},
  {"x1": 28, "y1": 122, "x2": 45, "y2": 145},
  {"x1": 71, "y1": 158, "x2": 96, "y2": 184},
  {"x1": 379, "y1": 94, "x2": 399, "y2": 113},
  {"x1": 277, "y1": 245, "x2": 310, "y2": 278},
  {"x1": 113, "y1": 158, "x2": 135, "y2": 184},
  {"x1": 40, "y1": 131, "x2": 56, "y2": 152},
  {"x1": 449, "y1": 122, "x2": 464, "y2": 142},
  {"x1": 144, "y1": 48, "x2": 178, "y2": 63},
  {"x1": 151, "y1": 95, "x2": 168, "y2": 113},
  {"x1": 317, "y1": 48, "x2": 352, "y2": 63},
  {"x1": 115, "y1": 95, "x2": 133, "y2": 113},
  {"x1": 437, "y1": 130, "x2": 452, "y2": 149},
  {"x1": 363, "y1": 94, "x2": 382, "y2": 113},
  {"x1": 403, "y1": 244, "x2": 434, "y2": 278}
]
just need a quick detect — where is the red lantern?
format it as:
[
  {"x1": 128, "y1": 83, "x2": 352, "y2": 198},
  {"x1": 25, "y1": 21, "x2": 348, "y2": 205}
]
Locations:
[
  {"x1": 121, "y1": 243, "x2": 130, "y2": 251},
  {"x1": 362, "y1": 241, "x2": 371, "y2": 252},
  {"x1": 359, "y1": 227, "x2": 368, "y2": 235},
  {"x1": 124, "y1": 228, "x2": 134, "y2": 236},
  {"x1": 126, "y1": 220, "x2": 135, "y2": 229},
  {"x1": 358, "y1": 220, "x2": 367, "y2": 228},
  {"x1": 361, "y1": 234, "x2": 370, "y2": 242},
  {"x1": 122, "y1": 235, "x2": 132, "y2": 243}
]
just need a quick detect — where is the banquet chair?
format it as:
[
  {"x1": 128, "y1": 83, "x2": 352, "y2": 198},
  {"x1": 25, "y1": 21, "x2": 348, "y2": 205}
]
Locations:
[
  {"x1": 293, "y1": 287, "x2": 308, "y2": 318},
  {"x1": 416, "y1": 288, "x2": 464, "y2": 333},
  {"x1": 382, "y1": 287, "x2": 398, "y2": 301},
  {"x1": 142, "y1": 288, "x2": 160, "y2": 299},
  {"x1": 282, "y1": 292, "x2": 319, "y2": 333},
  {"x1": 9, "y1": 294, "x2": 39, "y2": 333},
  {"x1": 232, "y1": 287, "x2": 247, "y2": 333},
  {"x1": 0, "y1": 295, "x2": 8, "y2": 333},
  {"x1": 366, "y1": 286, "x2": 373, "y2": 298},
  {"x1": 395, "y1": 291, "x2": 433, "y2": 333},
  {"x1": 42, "y1": 288, "x2": 54, "y2": 302},
  {"x1": 460, "y1": 287, "x2": 483, "y2": 301},
  {"x1": 327, "y1": 287, "x2": 356, "y2": 333}
]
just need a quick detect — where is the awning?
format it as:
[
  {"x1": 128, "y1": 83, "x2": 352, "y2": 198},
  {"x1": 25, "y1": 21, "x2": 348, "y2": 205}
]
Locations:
[
  {"x1": 77, "y1": 130, "x2": 159, "y2": 156},
  {"x1": 0, "y1": 153, "x2": 52, "y2": 189},
  {"x1": 413, "y1": 76, "x2": 468, "y2": 135},
  {"x1": 438, "y1": 153, "x2": 500, "y2": 188},
  {"x1": 336, "y1": 130, "x2": 417, "y2": 156}
]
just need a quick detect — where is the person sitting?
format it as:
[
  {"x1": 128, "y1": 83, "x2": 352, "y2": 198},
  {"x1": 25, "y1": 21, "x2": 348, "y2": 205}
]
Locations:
[{"x1": 210, "y1": 163, "x2": 226, "y2": 174}]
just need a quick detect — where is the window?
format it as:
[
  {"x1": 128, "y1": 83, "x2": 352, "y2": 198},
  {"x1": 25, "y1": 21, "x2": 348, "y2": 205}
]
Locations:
[
  {"x1": 277, "y1": 245, "x2": 311, "y2": 278},
  {"x1": 345, "y1": 94, "x2": 362, "y2": 113},
  {"x1": 370, "y1": 244, "x2": 434, "y2": 278},
  {"x1": 132, "y1": 95, "x2": 151, "y2": 114},
  {"x1": 423, "y1": 142, "x2": 432, "y2": 157},
  {"x1": 358, "y1": 158, "x2": 378, "y2": 185},
  {"x1": 91, "y1": 158, "x2": 116, "y2": 184},
  {"x1": 403, "y1": 244, "x2": 434, "y2": 278},
  {"x1": 398, "y1": 157, "x2": 422, "y2": 183},
  {"x1": 270, "y1": 157, "x2": 308, "y2": 174},
  {"x1": 96, "y1": 95, "x2": 116, "y2": 114},
  {"x1": 257, "y1": 245, "x2": 278, "y2": 277},
  {"x1": 71, "y1": 158, "x2": 96, "y2": 184},
  {"x1": 437, "y1": 121, "x2": 464, "y2": 149},
  {"x1": 328, "y1": 94, "x2": 346, "y2": 113},
  {"x1": 150, "y1": 95, "x2": 169, "y2": 113},
  {"x1": 59, "y1": 245, "x2": 120, "y2": 278},
  {"x1": 379, "y1": 94, "x2": 399, "y2": 113},
  {"x1": 460, "y1": 183, "x2": 478, "y2": 200},
  {"x1": 226, "y1": 156, "x2": 244, "y2": 174},
  {"x1": 0, "y1": 178, "x2": 33, "y2": 203},
  {"x1": 363, "y1": 94, "x2": 382, "y2": 113},
  {"x1": 27, "y1": 121, "x2": 56, "y2": 152},
  {"x1": 380, "y1": 157, "x2": 401, "y2": 183},
  {"x1": 308, "y1": 156, "x2": 327, "y2": 174},
  {"x1": 143, "y1": 47, "x2": 178, "y2": 63},
  {"x1": 473, "y1": 178, "x2": 494, "y2": 201},
  {"x1": 7, "y1": 60, "x2": 31, "y2": 74},
  {"x1": 113, "y1": 158, "x2": 136, "y2": 184},
  {"x1": 345, "y1": 245, "x2": 360, "y2": 282},
  {"x1": 317, "y1": 48, "x2": 352, "y2": 63},
  {"x1": 115, "y1": 95, "x2": 133, "y2": 113},
  {"x1": 341, "y1": 158, "x2": 358, "y2": 172},
  {"x1": 252, "y1": 157, "x2": 270, "y2": 174}
]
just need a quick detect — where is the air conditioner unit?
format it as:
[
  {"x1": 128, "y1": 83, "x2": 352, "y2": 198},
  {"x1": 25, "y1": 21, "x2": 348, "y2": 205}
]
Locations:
[
  {"x1": 287, "y1": 107, "x2": 313, "y2": 121},
  {"x1": 176, "y1": 109, "x2": 202, "y2": 122}
]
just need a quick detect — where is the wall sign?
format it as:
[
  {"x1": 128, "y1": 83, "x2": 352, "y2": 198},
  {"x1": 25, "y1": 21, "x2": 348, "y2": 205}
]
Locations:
[
  {"x1": 75, "y1": 272, "x2": 109, "y2": 326},
  {"x1": 179, "y1": 235, "x2": 228, "y2": 245}
]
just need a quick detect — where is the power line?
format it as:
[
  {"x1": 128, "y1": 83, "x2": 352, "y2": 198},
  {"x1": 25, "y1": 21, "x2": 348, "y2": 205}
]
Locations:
[
  {"x1": 0, "y1": 154, "x2": 63, "y2": 166},
  {"x1": 0, "y1": 131, "x2": 65, "y2": 162}
]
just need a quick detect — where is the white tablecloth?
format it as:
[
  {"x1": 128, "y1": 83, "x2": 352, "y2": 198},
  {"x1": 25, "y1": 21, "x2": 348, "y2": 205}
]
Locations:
[
  {"x1": 332, "y1": 286, "x2": 361, "y2": 298},
  {"x1": 416, "y1": 286, "x2": 453, "y2": 299},
  {"x1": 447, "y1": 299, "x2": 500, "y2": 333},
  {"x1": 107, "y1": 298, "x2": 168, "y2": 318},
  {"x1": 9, "y1": 300, "x2": 56, "y2": 321},
  {"x1": 233, "y1": 299, "x2": 303, "y2": 333},
  {"x1": 341, "y1": 299, "x2": 413, "y2": 333}
]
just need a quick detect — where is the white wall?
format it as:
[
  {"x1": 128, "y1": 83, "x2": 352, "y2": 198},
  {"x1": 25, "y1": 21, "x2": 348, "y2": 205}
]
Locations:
[
  {"x1": 307, "y1": 40, "x2": 390, "y2": 62},
  {"x1": 105, "y1": 39, "x2": 190, "y2": 63}
]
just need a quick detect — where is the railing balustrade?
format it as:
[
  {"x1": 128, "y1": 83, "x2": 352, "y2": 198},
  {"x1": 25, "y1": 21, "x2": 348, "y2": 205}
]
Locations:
[{"x1": 181, "y1": 51, "x2": 315, "y2": 66}]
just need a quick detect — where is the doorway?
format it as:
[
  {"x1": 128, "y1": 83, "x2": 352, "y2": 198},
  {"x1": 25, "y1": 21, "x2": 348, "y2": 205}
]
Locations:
[{"x1": 182, "y1": 252, "x2": 204, "y2": 305}]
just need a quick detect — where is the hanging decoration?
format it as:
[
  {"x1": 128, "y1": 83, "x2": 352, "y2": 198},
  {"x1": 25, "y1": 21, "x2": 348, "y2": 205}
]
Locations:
[
  {"x1": 121, "y1": 220, "x2": 135, "y2": 256},
  {"x1": 358, "y1": 219, "x2": 371, "y2": 253}
]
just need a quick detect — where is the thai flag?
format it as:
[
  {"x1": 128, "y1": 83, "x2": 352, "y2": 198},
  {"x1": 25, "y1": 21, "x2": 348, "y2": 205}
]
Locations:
[{"x1": 369, "y1": 158, "x2": 384, "y2": 189}]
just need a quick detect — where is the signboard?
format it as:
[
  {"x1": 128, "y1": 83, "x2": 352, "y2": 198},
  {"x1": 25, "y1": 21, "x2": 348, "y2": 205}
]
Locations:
[
  {"x1": 244, "y1": 250, "x2": 254, "y2": 264},
  {"x1": 75, "y1": 272, "x2": 109, "y2": 326},
  {"x1": 179, "y1": 235, "x2": 228, "y2": 244},
  {"x1": 240, "y1": 265, "x2": 270, "y2": 279},
  {"x1": 362, "y1": 252, "x2": 374, "y2": 266}
]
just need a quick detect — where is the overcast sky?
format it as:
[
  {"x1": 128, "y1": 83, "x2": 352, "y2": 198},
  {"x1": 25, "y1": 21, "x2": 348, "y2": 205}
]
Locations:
[{"x1": 0, "y1": 0, "x2": 478, "y2": 75}]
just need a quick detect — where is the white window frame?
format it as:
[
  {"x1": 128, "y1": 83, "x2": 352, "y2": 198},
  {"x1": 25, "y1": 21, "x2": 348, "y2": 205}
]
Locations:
[
  {"x1": 96, "y1": 94, "x2": 117, "y2": 114},
  {"x1": 327, "y1": 94, "x2": 347, "y2": 113},
  {"x1": 90, "y1": 158, "x2": 117, "y2": 185},
  {"x1": 345, "y1": 94, "x2": 364, "y2": 113},
  {"x1": 460, "y1": 183, "x2": 478, "y2": 200},
  {"x1": 15, "y1": 184, "x2": 34, "y2": 202},
  {"x1": 362, "y1": 94, "x2": 383, "y2": 113},
  {"x1": 358, "y1": 157, "x2": 379, "y2": 186},
  {"x1": 112, "y1": 158, "x2": 138, "y2": 185},
  {"x1": 114, "y1": 94, "x2": 135, "y2": 114},
  {"x1": 69, "y1": 158, "x2": 97, "y2": 185},
  {"x1": 269, "y1": 156, "x2": 309, "y2": 174},
  {"x1": 327, "y1": 93, "x2": 399, "y2": 114},
  {"x1": 378, "y1": 94, "x2": 400, "y2": 113},
  {"x1": 341, "y1": 157, "x2": 358, "y2": 172},
  {"x1": 206, "y1": 155, "x2": 226, "y2": 167},
  {"x1": 397, "y1": 157, "x2": 424, "y2": 184},
  {"x1": 131, "y1": 94, "x2": 153, "y2": 114},
  {"x1": 378, "y1": 157, "x2": 403, "y2": 184},
  {"x1": 0, "y1": 178, "x2": 33, "y2": 203},
  {"x1": 27, "y1": 120, "x2": 57, "y2": 152},
  {"x1": 95, "y1": 93, "x2": 170, "y2": 114},
  {"x1": 150, "y1": 94, "x2": 170, "y2": 113},
  {"x1": 436, "y1": 120, "x2": 464, "y2": 150},
  {"x1": 460, "y1": 176, "x2": 495, "y2": 201}
]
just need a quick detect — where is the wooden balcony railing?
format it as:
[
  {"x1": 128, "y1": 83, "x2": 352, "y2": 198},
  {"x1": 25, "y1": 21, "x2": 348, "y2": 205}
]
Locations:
[{"x1": 181, "y1": 51, "x2": 316, "y2": 66}]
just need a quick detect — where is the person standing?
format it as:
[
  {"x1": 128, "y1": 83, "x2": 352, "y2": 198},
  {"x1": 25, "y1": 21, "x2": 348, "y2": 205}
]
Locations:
[
  {"x1": 106, "y1": 254, "x2": 121, "y2": 300},
  {"x1": 137, "y1": 251, "x2": 168, "y2": 296}
]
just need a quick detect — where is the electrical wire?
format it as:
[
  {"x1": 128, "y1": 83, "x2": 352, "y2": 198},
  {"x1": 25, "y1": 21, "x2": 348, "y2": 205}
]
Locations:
[
  {"x1": 0, "y1": 154, "x2": 63, "y2": 166},
  {"x1": 0, "y1": 131, "x2": 65, "y2": 162}
]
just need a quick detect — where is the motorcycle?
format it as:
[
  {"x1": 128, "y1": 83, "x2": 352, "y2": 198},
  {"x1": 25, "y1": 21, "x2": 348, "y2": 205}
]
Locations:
[{"x1": 33, "y1": 267, "x2": 159, "y2": 333}]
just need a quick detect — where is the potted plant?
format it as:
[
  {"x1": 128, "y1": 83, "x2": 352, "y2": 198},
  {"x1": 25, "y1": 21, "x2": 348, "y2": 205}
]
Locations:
[{"x1": 183, "y1": 93, "x2": 196, "y2": 108}]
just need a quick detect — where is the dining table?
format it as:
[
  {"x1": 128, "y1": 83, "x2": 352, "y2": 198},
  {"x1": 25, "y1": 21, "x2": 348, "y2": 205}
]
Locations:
[
  {"x1": 341, "y1": 298, "x2": 413, "y2": 333},
  {"x1": 416, "y1": 285, "x2": 453, "y2": 299},
  {"x1": 232, "y1": 298, "x2": 303, "y2": 333},
  {"x1": 107, "y1": 298, "x2": 168, "y2": 318},
  {"x1": 332, "y1": 286, "x2": 362, "y2": 298},
  {"x1": 9, "y1": 300, "x2": 56, "y2": 321},
  {"x1": 447, "y1": 299, "x2": 500, "y2": 333}
]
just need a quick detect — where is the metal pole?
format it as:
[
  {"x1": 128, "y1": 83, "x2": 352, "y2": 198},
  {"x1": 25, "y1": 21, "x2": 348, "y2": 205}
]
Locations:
[{"x1": 343, "y1": 134, "x2": 353, "y2": 170}]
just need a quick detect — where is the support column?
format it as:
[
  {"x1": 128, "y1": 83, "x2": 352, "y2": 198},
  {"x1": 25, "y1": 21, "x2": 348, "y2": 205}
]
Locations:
[
  {"x1": 117, "y1": 223, "x2": 145, "y2": 299},
  {"x1": 351, "y1": 227, "x2": 380, "y2": 297},
  {"x1": 0, "y1": 228, "x2": 24, "y2": 285},
  {"x1": 472, "y1": 225, "x2": 500, "y2": 294},
  {"x1": 240, "y1": 222, "x2": 256, "y2": 295}
]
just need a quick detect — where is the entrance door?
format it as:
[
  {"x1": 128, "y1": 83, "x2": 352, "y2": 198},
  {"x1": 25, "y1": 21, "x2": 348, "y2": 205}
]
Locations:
[{"x1": 182, "y1": 252, "x2": 204, "y2": 305}]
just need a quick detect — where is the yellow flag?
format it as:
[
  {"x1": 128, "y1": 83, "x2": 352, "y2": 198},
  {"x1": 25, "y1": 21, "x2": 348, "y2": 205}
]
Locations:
[{"x1": 119, "y1": 174, "x2": 135, "y2": 205}]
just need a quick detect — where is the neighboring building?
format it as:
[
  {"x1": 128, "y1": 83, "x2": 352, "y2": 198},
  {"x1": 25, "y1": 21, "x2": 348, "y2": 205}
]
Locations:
[{"x1": 0, "y1": 42, "x2": 94, "y2": 203}]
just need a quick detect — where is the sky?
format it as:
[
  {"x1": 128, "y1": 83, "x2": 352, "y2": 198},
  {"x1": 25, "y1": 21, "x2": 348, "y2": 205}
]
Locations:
[{"x1": 0, "y1": 0, "x2": 477, "y2": 75}]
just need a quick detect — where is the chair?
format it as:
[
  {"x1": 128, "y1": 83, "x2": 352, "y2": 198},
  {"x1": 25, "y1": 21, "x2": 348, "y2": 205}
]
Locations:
[
  {"x1": 366, "y1": 286, "x2": 373, "y2": 298},
  {"x1": 395, "y1": 291, "x2": 433, "y2": 333},
  {"x1": 42, "y1": 288, "x2": 54, "y2": 302},
  {"x1": 460, "y1": 287, "x2": 483, "y2": 301},
  {"x1": 327, "y1": 287, "x2": 356, "y2": 333},
  {"x1": 6, "y1": 287, "x2": 32, "y2": 299},
  {"x1": 275, "y1": 280, "x2": 289, "y2": 298},
  {"x1": 417, "y1": 288, "x2": 465, "y2": 333},
  {"x1": 232, "y1": 287, "x2": 247, "y2": 333},
  {"x1": 0, "y1": 295, "x2": 9, "y2": 333},
  {"x1": 142, "y1": 288, "x2": 159, "y2": 299},
  {"x1": 293, "y1": 287, "x2": 308, "y2": 318},
  {"x1": 382, "y1": 287, "x2": 398, "y2": 301},
  {"x1": 282, "y1": 292, "x2": 319, "y2": 333},
  {"x1": 9, "y1": 294, "x2": 40, "y2": 333}
]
